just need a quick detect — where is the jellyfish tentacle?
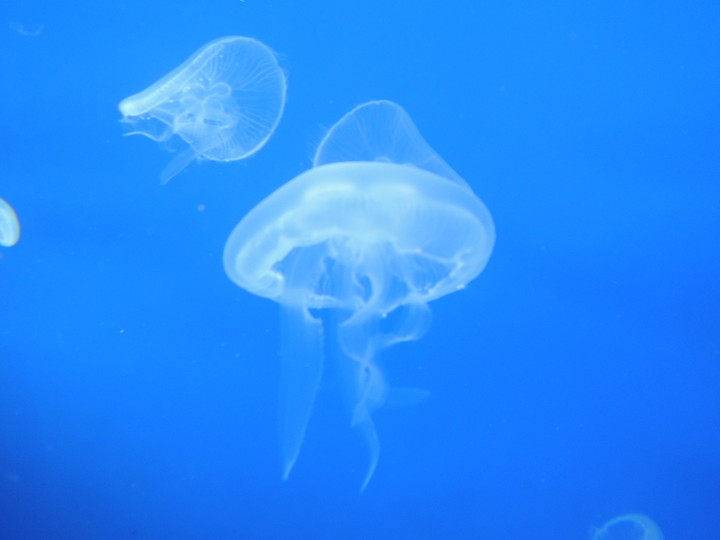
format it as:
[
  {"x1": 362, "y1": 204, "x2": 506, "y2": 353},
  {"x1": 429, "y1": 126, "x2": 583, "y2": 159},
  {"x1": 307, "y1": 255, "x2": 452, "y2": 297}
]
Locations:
[
  {"x1": 159, "y1": 146, "x2": 199, "y2": 184},
  {"x1": 337, "y1": 315, "x2": 384, "y2": 490},
  {"x1": 357, "y1": 413, "x2": 380, "y2": 492},
  {"x1": 279, "y1": 305, "x2": 324, "y2": 481}
]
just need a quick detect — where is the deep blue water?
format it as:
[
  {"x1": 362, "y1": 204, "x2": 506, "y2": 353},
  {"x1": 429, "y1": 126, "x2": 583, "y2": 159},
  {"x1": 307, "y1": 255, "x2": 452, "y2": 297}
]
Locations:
[{"x1": 1, "y1": 1, "x2": 719, "y2": 538}]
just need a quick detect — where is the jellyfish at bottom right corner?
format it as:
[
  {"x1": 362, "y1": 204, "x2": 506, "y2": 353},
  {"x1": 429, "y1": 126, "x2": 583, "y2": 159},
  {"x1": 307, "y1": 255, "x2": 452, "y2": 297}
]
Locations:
[{"x1": 591, "y1": 513, "x2": 664, "y2": 540}]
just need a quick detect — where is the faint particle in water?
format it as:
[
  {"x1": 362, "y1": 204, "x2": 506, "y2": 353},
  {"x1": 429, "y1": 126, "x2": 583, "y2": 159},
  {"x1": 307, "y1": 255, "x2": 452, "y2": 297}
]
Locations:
[
  {"x1": 591, "y1": 513, "x2": 664, "y2": 540},
  {"x1": 118, "y1": 36, "x2": 287, "y2": 184},
  {"x1": 0, "y1": 198, "x2": 20, "y2": 247},
  {"x1": 2, "y1": 470, "x2": 20, "y2": 483},
  {"x1": 224, "y1": 100, "x2": 495, "y2": 490}
]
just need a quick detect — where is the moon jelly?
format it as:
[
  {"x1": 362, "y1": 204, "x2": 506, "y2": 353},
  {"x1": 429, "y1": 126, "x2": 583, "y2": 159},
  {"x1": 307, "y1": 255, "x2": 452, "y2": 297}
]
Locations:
[
  {"x1": 591, "y1": 514, "x2": 664, "y2": 540},
  {"x1": 0, "y1": 198, "x2": 20, "y2": 247},
  {"x1": 119, "y1": 36, "x2": 287, "y2": 183},
  {"x1": 224, "y1": 101, "x2": 495, "y2": 489}
]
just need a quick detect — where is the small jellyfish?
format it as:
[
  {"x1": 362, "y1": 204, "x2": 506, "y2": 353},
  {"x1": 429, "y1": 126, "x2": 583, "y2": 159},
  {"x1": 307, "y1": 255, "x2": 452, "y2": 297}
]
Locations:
[
  {"x1": 591, "y1": 513, "x2": 664, "y2": 540},
  {"x1": 119, "y1": 36, "x2": 286, "y2": 183},
  {"x1": 224, "y1": 101, "x2": 495, "y2": 489},
  {"x1": 0, "y1": 198, "x2": 20, "y2": 247}
]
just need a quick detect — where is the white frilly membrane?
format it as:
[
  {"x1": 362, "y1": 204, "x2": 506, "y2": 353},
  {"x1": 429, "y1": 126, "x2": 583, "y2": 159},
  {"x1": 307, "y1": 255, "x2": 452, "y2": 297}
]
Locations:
[
  {"x1": 279, "y1": 305, "x2": 324, "y2": 482},
  {"x1": 337, "y1": 301, "x2": 432, "y2": 490}
]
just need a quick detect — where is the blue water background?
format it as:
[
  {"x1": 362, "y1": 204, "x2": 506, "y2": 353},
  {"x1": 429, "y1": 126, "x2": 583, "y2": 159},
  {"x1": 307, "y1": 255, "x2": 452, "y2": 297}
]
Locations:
[{"x1": 1, "y1": 1, "x2": 719, "y2": 538}]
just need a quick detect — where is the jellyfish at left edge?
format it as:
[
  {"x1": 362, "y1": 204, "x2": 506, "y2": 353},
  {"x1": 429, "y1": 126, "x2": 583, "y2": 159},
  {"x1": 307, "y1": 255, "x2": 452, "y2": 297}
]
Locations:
[
  {"x1": 223, "y1": 100, "x2": 495, "y2": 489},
  {"x1": 0, "y1": 198, "x2": 20, "y2": 247}
]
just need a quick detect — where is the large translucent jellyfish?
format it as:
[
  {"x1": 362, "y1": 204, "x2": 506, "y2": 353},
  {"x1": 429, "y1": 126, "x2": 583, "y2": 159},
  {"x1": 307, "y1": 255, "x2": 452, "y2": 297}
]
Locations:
[
  {"x1": 224, "y1": 101, "x2": 495, "y2": 489},
  {"x1": 591, "y1": 514, "x2": 664, "y2": 540},
  {"x1": 0, "y1": 198, "x2": 20, "y2": 247},
  {"x1": 118, "y1": 36, "x2": 286, "y2": 183}
]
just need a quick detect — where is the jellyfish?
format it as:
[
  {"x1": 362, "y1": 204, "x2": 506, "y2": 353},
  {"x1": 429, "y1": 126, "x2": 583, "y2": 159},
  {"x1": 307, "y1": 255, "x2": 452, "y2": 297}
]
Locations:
[
  {"x1": 224, "y1": 101, "x2": 495, "y2": 489},
  {"x1": 118, "y1": 36, "x2": 286, "y2": 183},
  {"x1": 591, "y1": 513, "x2": 664, "y2": 540},
  {"x1": 0, "y1": 198, "x2": 20, "y2": 247}
]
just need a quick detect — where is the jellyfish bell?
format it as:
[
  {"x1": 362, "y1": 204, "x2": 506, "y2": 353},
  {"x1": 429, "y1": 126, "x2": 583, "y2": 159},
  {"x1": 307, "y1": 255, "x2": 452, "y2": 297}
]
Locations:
[
  {"x1": 224, "y1": 101, "x2": 494, "y2": 489},
  {"x1": 119, "y1": 36, "x2": 287, "y2": 183},
  {"x1": 225, "y1": 162, "x2": 493, "y2": 307},
  {"x1": 313, "y1": 99, "x2": 469, "y2": 188}
]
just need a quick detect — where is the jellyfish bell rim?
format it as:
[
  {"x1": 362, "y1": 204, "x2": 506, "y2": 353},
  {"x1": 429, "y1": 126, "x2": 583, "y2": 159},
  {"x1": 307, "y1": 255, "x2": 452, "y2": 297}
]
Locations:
[{"x1": 223, "y1": 161, "x2": 495, "y2": 308}]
